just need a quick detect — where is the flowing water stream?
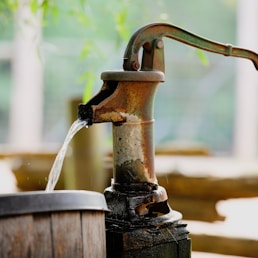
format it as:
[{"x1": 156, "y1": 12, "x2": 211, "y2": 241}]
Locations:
[{"x1": 45, "y1": 119, "x2": 88, "y2": 191}]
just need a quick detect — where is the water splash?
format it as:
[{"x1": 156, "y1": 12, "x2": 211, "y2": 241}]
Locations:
[{"x1": 45, "y1": 119, "x2": 88, "y2": 191}]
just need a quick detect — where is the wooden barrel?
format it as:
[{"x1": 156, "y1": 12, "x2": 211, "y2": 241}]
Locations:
[{"x1": 0, "y1": 190, "x2": 108, "y2": 258}]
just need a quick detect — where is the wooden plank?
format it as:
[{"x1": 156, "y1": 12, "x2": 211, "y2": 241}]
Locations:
[
  {"x1": 81, "y1": 211, "x2": 106, "y2": 258},
  {"x1": 51, "y1": 211, "x2": 82, "y2": 258},
  {"x1": 169, "y1": 197, "x2": 224, "y2": 222},
  {"x1": 191, "y1": 233, "x2": 258, "y2": 257},
  {"x1": 0, "y1": 214, "x2": 33, "y2": 258},
  {"x1": 32, "y1": 213, "x2": 52, "y2": 258},
  {"x1": 158, "y1": 173, "x2": 258, "y2": 200}
]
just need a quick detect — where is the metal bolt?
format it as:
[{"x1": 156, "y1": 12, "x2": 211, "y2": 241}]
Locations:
[{"x1": 156, "y1": 40, "x2": 164, "y2": 49}]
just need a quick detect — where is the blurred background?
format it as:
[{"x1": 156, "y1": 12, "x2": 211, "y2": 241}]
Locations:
[
  {"x1": 0, "y1": 0, "x2": 257, "y2": 156},
  {"x1": 0, "y1": 1, "x2": 258, "y2": 257}
]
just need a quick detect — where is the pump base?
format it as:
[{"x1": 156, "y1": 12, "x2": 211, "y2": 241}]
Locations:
[{"x1": 106, "y1": 218, "x2": 191, "y2": 258}]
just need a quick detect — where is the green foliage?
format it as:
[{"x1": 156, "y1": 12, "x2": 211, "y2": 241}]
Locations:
[
  {"x1": 78, "y1": 71, "x2": 96, "y2": 103},
  {"x1": 0, "y1": 0, "x2": 18, "y2": 13},
  {"x1": 31, "y1": 0, "x2": 60, "y2": 23},
  {"x1": 114, "y1": 8, "x2": 131, "y2": 46},
  {"x1": 195, "y1": 49, "x2": 209, "y2": 66}
]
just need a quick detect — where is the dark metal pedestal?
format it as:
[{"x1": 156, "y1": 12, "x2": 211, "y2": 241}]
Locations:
[{"x1": 106, "y1": 218, "x2": 191, "y2": 258}]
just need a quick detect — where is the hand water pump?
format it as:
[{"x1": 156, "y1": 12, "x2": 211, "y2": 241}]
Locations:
[{"x1": 78, "y1": 23, "x2": 258, "y2": 257}]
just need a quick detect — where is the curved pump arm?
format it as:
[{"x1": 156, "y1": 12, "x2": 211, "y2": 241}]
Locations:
[{"x1": 123, "y1": 23, "x2": 258, "y2": 72}]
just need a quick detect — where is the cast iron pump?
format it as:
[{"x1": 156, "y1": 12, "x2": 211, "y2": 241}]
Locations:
[{"x1": 78, "y1": 23, "x2": 258, "y2": 257}]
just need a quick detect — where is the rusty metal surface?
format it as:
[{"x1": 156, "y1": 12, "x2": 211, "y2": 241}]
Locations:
[
  {"x1": 101, "y1": 70, "x2": 165, "y2": 81},
  {"x1": 78, "y1": 69, "x2": 173, "y2": 220},
  {"x1": 123, "y1": 23, "x2": 258, "y2": 72},
  {"x1": 96, "y1": 79, "x2": 158, "y2": 184},
  {"x1": 79, "y1": 71, "x2": 164, "y2": 185}
]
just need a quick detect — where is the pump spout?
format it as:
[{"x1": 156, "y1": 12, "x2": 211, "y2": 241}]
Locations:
[{"x1": 78, "y1": 80, "x2": 125, "y2": 125}]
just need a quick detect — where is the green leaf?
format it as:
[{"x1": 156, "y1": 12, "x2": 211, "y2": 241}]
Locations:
[
  {"x1": 41, "y1": 1, "x2": 59, "y2": 21},
  {"x1": 77, "y1": 71, "x2": 95, "y2": 103},
  {"x1": 196, "y1": 48, "x2": 209, "y2": 66},
  {"x1": 69, "y1": 8, "x2": 90, "y2": 26},
  {"x1": 80, "y1": 41, "x2": 94, "y2": 60},
  {"x1": 49, "y1": 5, "x2": 59, "y2": 21},
  {"x1": 30, "y1": 0, "x2": 39, "y2": 14},
  {"x1": 114, "y1": 9, "x2": 130, "y2": 43},
  {"x1": 83, "y1": 74, "x2": 95, "y2": 103},
  {"x1": 6, "y1": 0, "x2": 19, "y2": 12}
]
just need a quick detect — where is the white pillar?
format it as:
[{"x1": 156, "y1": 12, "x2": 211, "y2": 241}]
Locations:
[
  {"x1": 9, "y1": 0, "x2": 43, "y2": 151},
  {"x1": 233, "y1": 0, "x2": 258, "y2": 159}
]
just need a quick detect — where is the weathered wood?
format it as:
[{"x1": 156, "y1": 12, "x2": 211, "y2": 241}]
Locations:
[
  {"x1": 32, "y1": 213, "x2": 52, "y2": 258},
  {"x1": 0, "y1": 214, "x2": 33, "y2": 258},
  {"x1": 81, "y1": 211, "x2": 106, "y2": 258},
  {"x1": 0, "y1": 191, "x2": 107, "y2": 257},
  {"x1": 158, "y1": 174, "x2": 258, "y2": 200},
  {"x1": 51, "y1": 211, "x2": 83, "y2": 258},
  {"x1": 0, "y1": 211, "x2": 106, "y2": 258},
  {"x1": 169, "y1": 197, "x2": 224, "y2": 222},
  {"x1": 191, "y1": 233, "x2": 258, "y2": 257}
]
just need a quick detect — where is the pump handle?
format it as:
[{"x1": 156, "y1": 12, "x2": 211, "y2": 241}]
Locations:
[{"x1": 123, "y1": 23, "x2": 258, "y2": 72}]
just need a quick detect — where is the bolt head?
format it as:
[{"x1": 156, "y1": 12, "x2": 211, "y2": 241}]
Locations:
[{"x1": 156, "y1": 40, "x2": 164, "y2": 49}]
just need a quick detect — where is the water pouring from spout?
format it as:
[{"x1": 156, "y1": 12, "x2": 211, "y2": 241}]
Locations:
[{"x1": 45, "y1": 119, "x2": 88, "y2": 191}]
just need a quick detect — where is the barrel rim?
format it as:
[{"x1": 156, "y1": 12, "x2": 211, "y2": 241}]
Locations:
[{"x1": 0, "y1": 190, "x2": 109, "y2": 217}]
